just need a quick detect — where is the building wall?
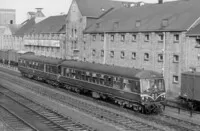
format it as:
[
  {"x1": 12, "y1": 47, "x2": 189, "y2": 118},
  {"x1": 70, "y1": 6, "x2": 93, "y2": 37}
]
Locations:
[
  {"x1": 82, "y1": 31, "x2": 186, "y2": 97},
  {"x1": 0, "y1": 9, "x2": 16, "y2": 25},
  {"x1": 65, "y1": 0, "x2": 87, "y2": 60},
  {"x1": 1, "y1": 35, "x2": 24, "y2": 50},
  {"x1": 23, "y1": 34, "x2": 65, "y2": 58}
]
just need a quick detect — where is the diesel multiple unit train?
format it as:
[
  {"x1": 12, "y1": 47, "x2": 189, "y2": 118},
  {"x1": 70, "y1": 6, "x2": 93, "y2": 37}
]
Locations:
[
  {"x1": 0, "y1": 50, "x2": 166, "y2": 113},
  {"x1": 17, "y1": 54, "x2": 166, "y2": 113}
]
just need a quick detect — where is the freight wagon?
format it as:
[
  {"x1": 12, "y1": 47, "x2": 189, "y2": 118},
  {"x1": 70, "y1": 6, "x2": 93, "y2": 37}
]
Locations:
[{"x1": 180, "y1": 71, "x2": 200, "y2": 110}]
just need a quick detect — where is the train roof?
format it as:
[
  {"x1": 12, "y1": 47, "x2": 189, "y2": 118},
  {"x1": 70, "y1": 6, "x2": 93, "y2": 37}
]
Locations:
[
  {"x1": 19, "y1": 55, "x2": 63, "y2": 65},
  {"x1": 61, "y1": 61, "x2": 163, "y2": 79},
  {"x1": 182, "y1": 71, "x2": 200, "y2": 76}
]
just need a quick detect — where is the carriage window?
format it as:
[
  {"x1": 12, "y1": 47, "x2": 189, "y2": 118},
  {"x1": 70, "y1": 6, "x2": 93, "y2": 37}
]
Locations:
[
  {"x1": 92, "y1": 73, "x2": 97, "y2": 83},
  {"x1": 71, "y1": 69, "x2": 76, "y2": 78},
  {"x1": 123, "y1": 79, "x2": 132, "y2": 92},
  {"x1": 81, "y1": 71, "x2": 86, "y2": 80},
  {"x1": 99, "y1": 74, "x2": 105, "y2": 85},
  {"x1": 123, "y1": 79, "x2": 140, "y2": 93},
  {"x1": 75, "y1": 70, "x2": 82, "y2": 80},
  {"x1": 113, "y1": 77, "x2": 122, "y2": 89},
  {"x1": 85, "y1": 71, "x2": 91, "y2": 81},
  {"x1": 64, "y1": 68, "x2": 70, "y2": 77}
]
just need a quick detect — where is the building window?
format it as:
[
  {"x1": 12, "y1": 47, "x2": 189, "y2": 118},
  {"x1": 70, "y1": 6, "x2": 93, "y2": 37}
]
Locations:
[
  {"x1": 174, "y1": 34, "x2": 179, "y2": 42},
  {"x1": 92, "y1": 35, "x2": 96, "y2": 41},
  {"x1": 132, "y1": 34, "x2": 137, "y2": 42},
  {"x1": 92, "y1": 49, "x2": 96, "y2": 56},
  {"x1": 158, "y1": 34, "x2": 164, "y2": 42},
  {"x1": 83, "y1": 35, "x2": 86, "y2": 42},
  {"x1": 144, "y1": 53, "x2": 149, "y2": 61},
  {"x1": 158, "y1": 54, "x2": 163, "y2": 62},
  {"x1": 173, "y1": 55, "x2": 179, "y2": 63},
  {"x1": 110, "y1": 34, "x2": 114, "y2": 41},
  {"x1": 110, "y1": 51, "x2": 114, "y2": 58},
  {"x1": 101, "y1": 34, "x2": 104, "y2": 41},
  {"x1": 121, "y1": 51, "x2": 125, "y2": 59},
  {"x1": 84, "y1": 41, "x2": 86, "y2": 50},
  {"x1": 195, "y1": 39, "x2": 200, "y2": 48},
  {"x1": 101, "y1": 50, "x2": 104, "y2": 57},
  {"x1": 162, "y1": 19, "x2": 168, "y2": 27},
  {"x1": 74, "y1": 29, "x2": 77, "y2": 37},
  {"x1": 132, "y1": 52, "x2": 136, "y2": 59},
  {"x1": 173, "y1": 75, "x2": 179, "y2": 84},
  {"x1": 136, "y1": 20, "x2": 141, "y2": 27},
  {"x1": 145, "y1": 34, "x2": 150, "y2": 42},
  {"x1": 121, "y1": 34, "x2": 125, "y2": 42},
  {"x1": 10, "y1": 20, "x2": 13, "y2": 24}
]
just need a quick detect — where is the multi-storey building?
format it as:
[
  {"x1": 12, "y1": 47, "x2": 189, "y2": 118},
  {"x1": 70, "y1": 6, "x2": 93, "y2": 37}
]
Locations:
[
  {"x1": 66, "y1": 0, "x2": 200, "y2": 97},
  {"x1": 0, "y1": 9, "x2": 16, "y2": 25},
  {"x1": 1, "y1": 8, "x2": 66, "y2": 58},
  {"x1": 65, "y1": 0, "x2": 124, "y2": 60},
  {"x1": 22, "y1": 14, "x2": 66, "y2": 58}
]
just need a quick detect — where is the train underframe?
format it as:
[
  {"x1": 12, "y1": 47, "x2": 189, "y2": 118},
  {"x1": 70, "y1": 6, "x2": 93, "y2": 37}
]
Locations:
[{"x1": 180, "y1": 97, "x2": 200, "y2": 111}]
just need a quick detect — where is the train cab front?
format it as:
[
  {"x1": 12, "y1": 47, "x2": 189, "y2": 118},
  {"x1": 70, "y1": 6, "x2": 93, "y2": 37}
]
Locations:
[{"x1": 140, "y1": 78, "x2": 166, "y2": 113}]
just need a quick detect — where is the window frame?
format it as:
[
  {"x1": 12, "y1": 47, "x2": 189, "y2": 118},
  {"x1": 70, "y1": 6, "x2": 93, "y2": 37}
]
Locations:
[
  {"x1": 144, "y1": 53, "x2": 149, "y2": 61},
  {"x1": 173, "y1": 54, "x2": 179, "y2": 63}
]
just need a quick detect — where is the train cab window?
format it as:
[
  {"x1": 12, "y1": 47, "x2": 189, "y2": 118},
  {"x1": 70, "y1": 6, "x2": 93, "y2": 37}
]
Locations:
[{"x1": 113, "y1": 77, "x2": 122, "y2": 89}]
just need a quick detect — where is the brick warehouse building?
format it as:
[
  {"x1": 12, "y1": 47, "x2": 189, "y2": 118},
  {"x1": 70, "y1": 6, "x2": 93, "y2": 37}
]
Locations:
[{"x1": 66, "y1": 0, "x2": 200, "y2": 97}]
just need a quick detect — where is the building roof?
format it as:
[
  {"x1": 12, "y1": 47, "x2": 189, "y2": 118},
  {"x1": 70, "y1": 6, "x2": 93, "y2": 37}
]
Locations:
[
  {"x1": 8, "y1": 24, "x2": 21, "y2": 35},
  {"x1": 15, "y1": 18, "x2": 36, "y2": 36},
  {"x1": 187, "y1": 23, "x2": 200, "y2": 36},
  {"x1": 0, "y1": 9, "x2": 15, "y2": 12},
  {"x1": 75, "y1": 0, "x2": 123, "y2": 18},
  {"x1": 85, "y1": 0, "x2": 200, "y2": 33},
  {"x1": 61, "y1": 60, "x2": 162, "y2": 79},
  {"x1": 26, "y1": 15, "x2": 67, "y2": 34}
]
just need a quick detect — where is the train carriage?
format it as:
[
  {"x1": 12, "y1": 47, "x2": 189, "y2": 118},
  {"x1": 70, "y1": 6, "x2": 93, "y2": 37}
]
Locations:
[
  {"x1": 59, "y1": 61, "x2": 166, "y2": 113},
  {"x1": 18, "y1": 55, "x2": 62, "y2": 86}
]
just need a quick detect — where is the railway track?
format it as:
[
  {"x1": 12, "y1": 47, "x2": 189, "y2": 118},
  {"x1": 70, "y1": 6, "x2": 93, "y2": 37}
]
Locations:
[
  {"x1": 0, "y1": 104, "x2": 37, "y2": 131},
  {"x1": 155, "y1": 114, "x2": 200, "y2": 131},
  {"x1": 1, "y1": 68, "x2": 200, "y2": 131},
  {"x1": 0, "y1": 86, "x2": 96, "y2": 131}
]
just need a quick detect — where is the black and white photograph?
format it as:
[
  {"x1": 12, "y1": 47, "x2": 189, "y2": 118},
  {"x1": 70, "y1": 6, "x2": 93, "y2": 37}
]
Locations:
[{"x1": 0, "y1": 0, "x2": 200, "y2": 130}]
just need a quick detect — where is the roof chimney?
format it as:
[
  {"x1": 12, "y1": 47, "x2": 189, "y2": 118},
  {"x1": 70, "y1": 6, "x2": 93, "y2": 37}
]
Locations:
[
  {"x1": 35, "y1": 8, "x2": 45, "y2": 17},
  {"x1": 158, "y1": 0, "x2": 163, "y2": 4},
  {"x1": 35, "y1": 8, "x2": 45, "y2": 23}
]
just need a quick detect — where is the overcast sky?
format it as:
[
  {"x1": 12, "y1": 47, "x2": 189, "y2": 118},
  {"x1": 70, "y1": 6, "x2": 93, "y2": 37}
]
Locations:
[{"x1": 0, "y1": 0, "x2": 177, "y2": 24}]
